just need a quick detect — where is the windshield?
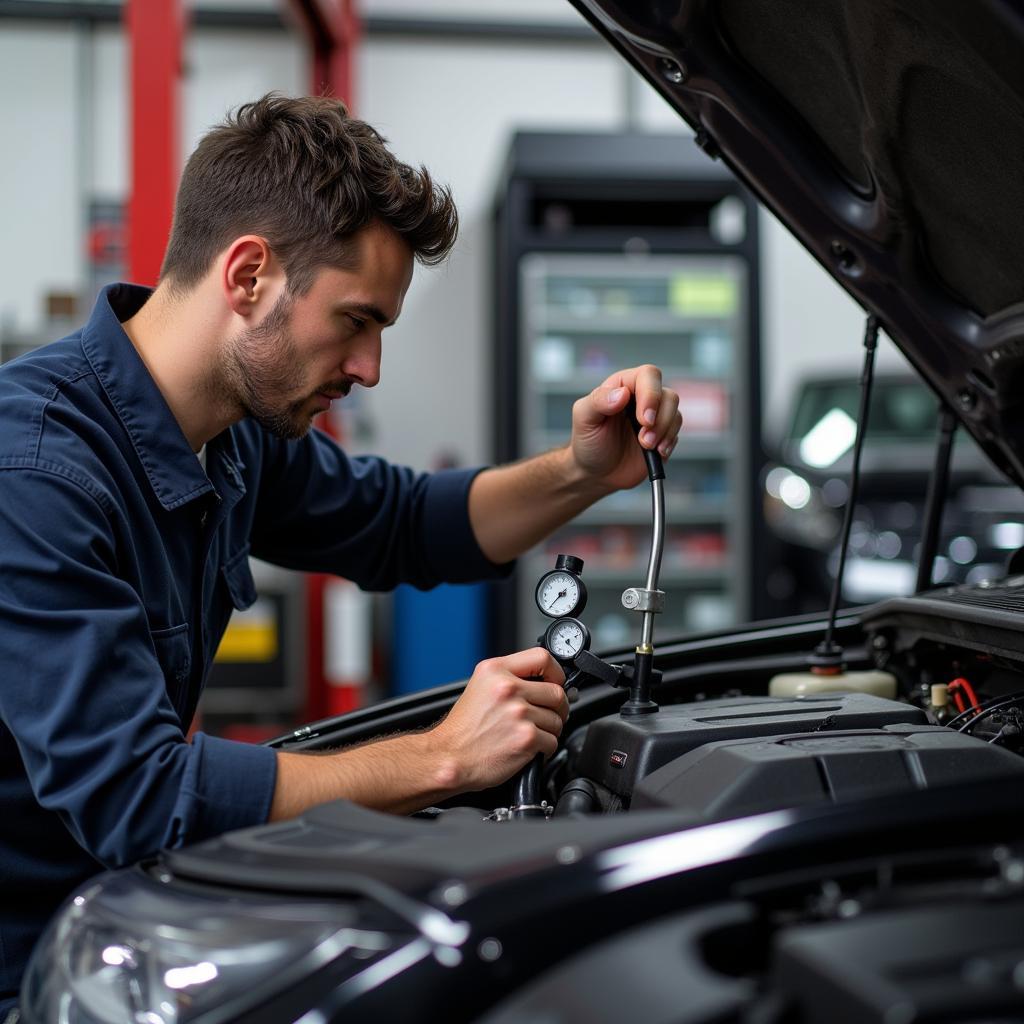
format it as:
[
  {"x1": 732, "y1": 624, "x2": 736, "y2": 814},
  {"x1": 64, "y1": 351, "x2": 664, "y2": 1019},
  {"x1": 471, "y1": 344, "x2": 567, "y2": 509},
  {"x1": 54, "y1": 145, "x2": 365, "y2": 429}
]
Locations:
[{"x1": 788, "y1": 377, "x2": 940, "y2": 446}]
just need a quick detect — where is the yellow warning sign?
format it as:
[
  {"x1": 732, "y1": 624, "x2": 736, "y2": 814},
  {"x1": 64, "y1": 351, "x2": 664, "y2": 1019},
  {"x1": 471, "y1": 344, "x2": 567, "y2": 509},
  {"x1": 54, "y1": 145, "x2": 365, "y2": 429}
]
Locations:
[{"x1": 215, "y1": 599, "x2": 278, "y2": 663}]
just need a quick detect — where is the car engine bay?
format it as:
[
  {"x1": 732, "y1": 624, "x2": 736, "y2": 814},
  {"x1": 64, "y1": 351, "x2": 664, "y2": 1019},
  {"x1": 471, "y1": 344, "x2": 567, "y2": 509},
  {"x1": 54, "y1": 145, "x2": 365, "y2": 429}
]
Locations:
[{"x1": 482, "y1": 575, "x2": 1024, "y2": 827}]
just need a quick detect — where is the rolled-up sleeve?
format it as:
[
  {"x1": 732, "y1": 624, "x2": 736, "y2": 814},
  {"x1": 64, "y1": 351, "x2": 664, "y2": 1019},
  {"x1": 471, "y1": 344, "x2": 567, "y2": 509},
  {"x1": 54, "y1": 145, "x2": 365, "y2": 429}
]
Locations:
[
  {"x1": 248, "y1": 425, "x2": 514, "y2": 590},
  {"x1": 0, "y1": 465, "x2": 277, "y2": 868}
]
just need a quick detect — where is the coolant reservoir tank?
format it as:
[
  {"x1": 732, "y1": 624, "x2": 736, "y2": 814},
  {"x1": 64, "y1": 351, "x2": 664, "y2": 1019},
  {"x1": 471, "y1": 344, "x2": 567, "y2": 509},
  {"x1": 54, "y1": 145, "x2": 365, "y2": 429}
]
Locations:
[{"x1": 768, "y1": 669, "x2": 897, "y2": 700}]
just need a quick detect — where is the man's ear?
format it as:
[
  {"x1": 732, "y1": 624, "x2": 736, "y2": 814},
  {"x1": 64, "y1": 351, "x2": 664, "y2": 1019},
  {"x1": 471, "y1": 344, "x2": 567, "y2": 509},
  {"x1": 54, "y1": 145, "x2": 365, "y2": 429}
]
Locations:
[{"x1": 221, "y1": 236, "x2": 279, "y2": 317}]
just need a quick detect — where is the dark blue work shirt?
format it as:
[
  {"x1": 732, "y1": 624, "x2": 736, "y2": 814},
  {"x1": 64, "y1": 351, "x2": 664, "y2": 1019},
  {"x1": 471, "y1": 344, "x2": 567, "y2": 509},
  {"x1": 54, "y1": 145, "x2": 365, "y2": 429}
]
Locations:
[{"x1": 0, "y1": 284, "x2": 505, "y2": 1008}]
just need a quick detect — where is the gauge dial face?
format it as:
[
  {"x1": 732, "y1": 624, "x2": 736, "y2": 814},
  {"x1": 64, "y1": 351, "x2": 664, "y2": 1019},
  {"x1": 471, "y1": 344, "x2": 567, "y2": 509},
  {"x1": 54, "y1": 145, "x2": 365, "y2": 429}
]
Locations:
[
  {"x1": 545, "y1": 617, "x2": 589, "y2": 661},
  {"x1": 536, "y1": 571, "x2": 585, "y2": 618}
]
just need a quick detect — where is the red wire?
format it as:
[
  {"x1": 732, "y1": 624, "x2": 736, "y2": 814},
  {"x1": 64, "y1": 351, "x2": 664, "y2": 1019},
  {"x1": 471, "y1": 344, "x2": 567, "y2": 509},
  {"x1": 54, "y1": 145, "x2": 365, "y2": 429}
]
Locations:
[
  {"x1": 957, "y1": 677, "x2": 981, "y2": 710},
  {"x1": 948, "y1": 677, "x2": 980, "y2": 717}
]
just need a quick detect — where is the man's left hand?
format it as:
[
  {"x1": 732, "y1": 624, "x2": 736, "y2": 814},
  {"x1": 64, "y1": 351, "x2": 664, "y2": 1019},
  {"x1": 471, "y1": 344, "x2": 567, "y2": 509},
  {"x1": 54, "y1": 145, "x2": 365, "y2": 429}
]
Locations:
[{"x1": 570, "y1": 364, "x2": 682, "y2": 493}]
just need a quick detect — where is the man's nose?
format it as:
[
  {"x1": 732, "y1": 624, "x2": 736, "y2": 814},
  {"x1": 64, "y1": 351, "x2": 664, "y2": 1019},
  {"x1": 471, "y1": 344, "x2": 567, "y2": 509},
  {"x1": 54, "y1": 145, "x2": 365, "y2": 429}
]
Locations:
[{"x1": 343, "y1": 330, "x2": 382, "y2": 389}]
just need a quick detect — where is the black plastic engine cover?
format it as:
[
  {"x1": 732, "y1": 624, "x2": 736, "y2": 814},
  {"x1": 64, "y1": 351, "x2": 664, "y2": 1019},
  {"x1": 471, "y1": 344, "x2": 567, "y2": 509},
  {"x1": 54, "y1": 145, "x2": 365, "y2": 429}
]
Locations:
[
  {"x1": 632, "y1": 724, "x2": 1024, "y2": 815},
  {"x1": 773, "y1": 897, "x2": 1024, "y2": 1023},
  {"x1": 577, "y1": 694, "x2": 927, "y2": 801}
]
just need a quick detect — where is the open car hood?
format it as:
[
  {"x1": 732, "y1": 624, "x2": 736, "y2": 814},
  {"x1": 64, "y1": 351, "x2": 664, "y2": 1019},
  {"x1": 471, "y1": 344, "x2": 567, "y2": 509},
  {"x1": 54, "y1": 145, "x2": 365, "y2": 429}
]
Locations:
[{"x1": 569, "y1": 0, "x2": 1024, "y2": 490}]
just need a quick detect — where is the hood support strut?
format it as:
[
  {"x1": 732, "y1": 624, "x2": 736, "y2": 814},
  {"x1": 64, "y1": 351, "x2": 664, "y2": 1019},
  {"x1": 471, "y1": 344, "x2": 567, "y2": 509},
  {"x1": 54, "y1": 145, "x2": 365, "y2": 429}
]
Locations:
[
  {"x1": 915, "y1": 405, "x2": 958, "y2": 594},
  {"x1": 813, "y1": 315, "x2": 879, "y2": 670}
]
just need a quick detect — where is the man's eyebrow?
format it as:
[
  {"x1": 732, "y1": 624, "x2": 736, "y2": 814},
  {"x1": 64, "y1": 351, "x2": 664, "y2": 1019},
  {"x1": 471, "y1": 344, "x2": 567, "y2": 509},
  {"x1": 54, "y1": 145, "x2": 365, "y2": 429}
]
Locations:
[{"x1": 343, "y1": 302, "x2": 396, "y2": 327}]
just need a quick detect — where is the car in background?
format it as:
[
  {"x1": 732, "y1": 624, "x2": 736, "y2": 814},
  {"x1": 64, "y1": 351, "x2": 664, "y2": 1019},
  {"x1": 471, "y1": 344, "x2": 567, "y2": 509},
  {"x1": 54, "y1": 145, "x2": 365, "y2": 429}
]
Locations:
[
  {"x1": 763, "y1": 374, "x2": 1024, "y2": 610},
  {"x1": 20, "y1": 2, "x2": 1024, "y2": 1022}
]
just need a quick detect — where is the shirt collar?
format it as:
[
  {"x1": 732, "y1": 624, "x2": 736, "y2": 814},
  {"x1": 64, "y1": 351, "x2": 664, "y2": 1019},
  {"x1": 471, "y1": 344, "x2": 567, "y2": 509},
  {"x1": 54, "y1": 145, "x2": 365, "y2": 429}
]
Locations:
[{"x1": 80, "y1": 283, "x2": 234, "y2": 511}]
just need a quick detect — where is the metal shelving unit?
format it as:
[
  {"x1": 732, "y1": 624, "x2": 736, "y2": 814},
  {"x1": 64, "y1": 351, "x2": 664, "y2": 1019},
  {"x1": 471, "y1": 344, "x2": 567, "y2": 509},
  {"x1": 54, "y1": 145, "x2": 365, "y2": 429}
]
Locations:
[
  {"x1": 492, "y1": 131, "x2": 763, "y2": 653},
  {"x1": 518, "y1": 252, "x2": 748, "y2": 648}
]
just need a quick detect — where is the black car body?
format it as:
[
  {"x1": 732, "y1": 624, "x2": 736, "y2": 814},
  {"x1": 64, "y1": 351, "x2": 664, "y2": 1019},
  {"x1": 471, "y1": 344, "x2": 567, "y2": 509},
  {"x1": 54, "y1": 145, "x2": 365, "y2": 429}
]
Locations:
[{"x1": 21, "y1": 2, "x2": 1024, "y2": 1021}]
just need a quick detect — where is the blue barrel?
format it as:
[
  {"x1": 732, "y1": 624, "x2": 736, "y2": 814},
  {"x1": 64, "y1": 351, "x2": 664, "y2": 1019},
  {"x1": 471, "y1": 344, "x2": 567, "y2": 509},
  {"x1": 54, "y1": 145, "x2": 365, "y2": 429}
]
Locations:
[{"x1": 391, "y1": 582, "x2": 489, "y2": 694}]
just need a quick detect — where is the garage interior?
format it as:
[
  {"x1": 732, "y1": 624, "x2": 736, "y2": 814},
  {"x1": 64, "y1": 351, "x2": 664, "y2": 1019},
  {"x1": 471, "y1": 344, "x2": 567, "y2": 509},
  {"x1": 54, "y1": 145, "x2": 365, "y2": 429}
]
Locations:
[
  {"x1": 1, "y1": 0, "x2": 1005, "y2": 743},
  {"x1": 6, "y1": 3, "x2": 1024, "y2": 1023}
]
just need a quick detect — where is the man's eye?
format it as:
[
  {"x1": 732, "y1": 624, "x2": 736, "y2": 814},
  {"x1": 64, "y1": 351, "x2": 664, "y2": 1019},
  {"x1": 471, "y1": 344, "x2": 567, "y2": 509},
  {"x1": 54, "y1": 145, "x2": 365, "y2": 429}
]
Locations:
[{"x1": 347, "y1": 315, "x2": 366, "y2": 331}]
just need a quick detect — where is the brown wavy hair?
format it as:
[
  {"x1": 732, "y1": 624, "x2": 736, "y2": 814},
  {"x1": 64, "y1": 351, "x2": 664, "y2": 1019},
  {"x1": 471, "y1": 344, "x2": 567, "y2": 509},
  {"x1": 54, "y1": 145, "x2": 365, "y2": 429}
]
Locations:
[{"x1": 160, "y1": 93, "x2": 458, "y2": 294}]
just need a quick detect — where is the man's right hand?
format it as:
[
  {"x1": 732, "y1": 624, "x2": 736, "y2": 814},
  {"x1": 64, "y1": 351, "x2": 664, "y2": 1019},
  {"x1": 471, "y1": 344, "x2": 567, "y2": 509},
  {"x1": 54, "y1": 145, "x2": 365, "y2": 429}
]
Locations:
[
  {"x1": 428, "y1": 648, "x2": 569, "y2": 793},
  {"x1": 271, "y1": 647, "x2": 569, "y2": 821}
]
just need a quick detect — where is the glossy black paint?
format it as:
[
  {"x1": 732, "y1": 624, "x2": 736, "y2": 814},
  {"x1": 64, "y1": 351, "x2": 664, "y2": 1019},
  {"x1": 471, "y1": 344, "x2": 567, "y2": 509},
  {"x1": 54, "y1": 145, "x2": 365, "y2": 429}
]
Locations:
[{"x1": 149, "y1": 775, "x2": 1024, "y2": 1023}]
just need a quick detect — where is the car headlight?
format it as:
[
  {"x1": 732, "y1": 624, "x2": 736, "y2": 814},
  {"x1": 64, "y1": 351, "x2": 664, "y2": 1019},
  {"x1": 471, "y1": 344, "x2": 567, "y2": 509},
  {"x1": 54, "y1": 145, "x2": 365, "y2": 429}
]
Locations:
[{"x1": 21, "y1": 867, "x2": 392, "y2": 1024}]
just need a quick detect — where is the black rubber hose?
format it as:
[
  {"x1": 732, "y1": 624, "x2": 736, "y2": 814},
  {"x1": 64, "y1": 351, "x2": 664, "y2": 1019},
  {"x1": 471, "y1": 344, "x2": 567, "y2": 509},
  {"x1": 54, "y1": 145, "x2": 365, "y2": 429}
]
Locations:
[
  {"x1": 642, "y1": 445, "x2": 664, "y2": 481},
  {"x1": 511, "y1": 671, "x2": 554, "y2": 813},
  {"x1": 513, "y1": 753, "x2": 544, "y2": 810},
  {"x1": 553, "y1": 777, "x2": 600, "y2": 816}
]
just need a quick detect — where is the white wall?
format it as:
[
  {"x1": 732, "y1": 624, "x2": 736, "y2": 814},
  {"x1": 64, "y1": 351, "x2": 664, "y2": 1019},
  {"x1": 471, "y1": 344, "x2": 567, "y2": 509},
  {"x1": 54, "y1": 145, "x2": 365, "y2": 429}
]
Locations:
[
  {"x1": 0, "y1": 5, "x2": 884, "y2": 460},
  {"x1": 0, "y1": 16, "x2": 304, "y2": 337},
  {"x1": 0, "y1": 23, "x2": 83, "y2": 334},
  {"x1": 91, "y1": 26, "x2": 128, "y2": 198},
  {"x1": 182, "y1": 28, "x2": 306, "y2": 155}
]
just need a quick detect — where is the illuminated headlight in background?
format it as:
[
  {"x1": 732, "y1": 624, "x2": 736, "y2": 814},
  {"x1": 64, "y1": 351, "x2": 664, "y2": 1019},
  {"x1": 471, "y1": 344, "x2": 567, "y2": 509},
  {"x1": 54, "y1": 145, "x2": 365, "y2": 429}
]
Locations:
[
  {"x1": 948, "y1": 535, "x2": 978, "y2": 565},
  {"x1": 21, "y1": 870, "x2": 393, "y2": 1024},
  {"x1": 875, "y1": 531, "x2": 902, "y2": 559},
  {"x1": 763, "y1": 465, "x2": 841, "y2": 550},
  {"x1": 990, "y1": 521, "x2": 1024, "y2": 550},
  {"x1": 778, "y1": 473, "x2": 811, "y2": 510}
]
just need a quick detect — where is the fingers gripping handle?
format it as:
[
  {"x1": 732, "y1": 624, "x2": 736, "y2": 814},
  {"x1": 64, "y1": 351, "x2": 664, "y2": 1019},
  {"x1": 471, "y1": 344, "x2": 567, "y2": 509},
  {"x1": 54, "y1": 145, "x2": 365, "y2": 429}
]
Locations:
[{"x1": 626, "y1": 398, "x2": 664, "y2": 481}]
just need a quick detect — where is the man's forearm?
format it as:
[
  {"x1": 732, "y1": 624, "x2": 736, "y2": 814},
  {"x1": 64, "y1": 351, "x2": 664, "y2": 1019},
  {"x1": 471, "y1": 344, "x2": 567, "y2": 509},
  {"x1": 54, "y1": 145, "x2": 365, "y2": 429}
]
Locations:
[
  {"x1": 269, "y1": 649, "x2": 570, "y2": 821},
  {"x1": 270, "y1": 730, "x2": 460, "y2": 820},
  {"x1": 468, "y1": 447, "x2": 612, "y2": 564}
]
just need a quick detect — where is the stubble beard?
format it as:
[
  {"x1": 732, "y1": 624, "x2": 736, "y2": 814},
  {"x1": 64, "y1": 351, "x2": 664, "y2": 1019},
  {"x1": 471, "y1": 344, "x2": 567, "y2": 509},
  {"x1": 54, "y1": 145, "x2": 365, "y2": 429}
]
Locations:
[{"x1": 220, "y1": 292, "x2": 322, "y2": 441}]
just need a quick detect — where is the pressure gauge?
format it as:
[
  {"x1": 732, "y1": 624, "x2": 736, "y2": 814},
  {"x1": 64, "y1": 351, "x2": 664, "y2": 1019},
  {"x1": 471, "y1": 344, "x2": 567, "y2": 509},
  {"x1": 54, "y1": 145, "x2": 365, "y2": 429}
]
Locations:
[
  {"x1": 535, "y1": 554, "x2": 587, "y2": 619},
  {"x1": 542, "y1": 617, "x2": 591, "y2": 663}
]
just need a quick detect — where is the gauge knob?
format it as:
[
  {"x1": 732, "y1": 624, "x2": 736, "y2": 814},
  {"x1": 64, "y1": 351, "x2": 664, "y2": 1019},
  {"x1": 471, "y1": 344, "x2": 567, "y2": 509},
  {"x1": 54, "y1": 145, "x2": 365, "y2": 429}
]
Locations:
[
  {"x1": 543, "y1": 617, "x2": 590, "y2": 663},
  {"x1": 554, "y1": 553, "x2": 584, "y2": 576}
]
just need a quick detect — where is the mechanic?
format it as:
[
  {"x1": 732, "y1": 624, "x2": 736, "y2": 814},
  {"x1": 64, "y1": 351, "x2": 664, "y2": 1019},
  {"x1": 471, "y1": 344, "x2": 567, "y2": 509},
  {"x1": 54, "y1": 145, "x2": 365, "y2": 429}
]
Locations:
[{"x1": 0, "y1": 94, "x2": 681, "y2": 1018}]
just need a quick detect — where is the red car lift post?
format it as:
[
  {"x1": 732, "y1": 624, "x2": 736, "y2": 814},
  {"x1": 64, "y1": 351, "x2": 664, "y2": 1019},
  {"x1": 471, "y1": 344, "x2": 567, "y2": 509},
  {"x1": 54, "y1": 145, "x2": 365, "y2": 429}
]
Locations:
[
  {"x1": 125, "y1": 0, "x2": 183, "y2": 287},
  {"x1": 287, "y1": 0, "x2": 367, "y2": 721},
  {"x1": 287, "y1": 0, "x2": 360, "y2": 105}
]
